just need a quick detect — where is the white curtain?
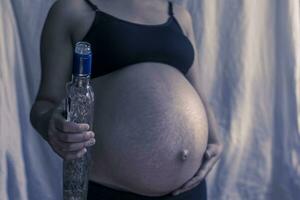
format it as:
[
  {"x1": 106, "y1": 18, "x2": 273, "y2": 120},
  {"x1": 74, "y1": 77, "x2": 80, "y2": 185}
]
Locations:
[{"x1": 1, "y1": 0, "x2": 299, "y2": 199}]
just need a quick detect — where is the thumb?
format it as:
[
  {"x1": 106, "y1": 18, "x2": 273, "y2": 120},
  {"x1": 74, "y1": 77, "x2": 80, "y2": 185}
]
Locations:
[{"x1": 204, "y1": 144, "x2": 217, "y2": 160}]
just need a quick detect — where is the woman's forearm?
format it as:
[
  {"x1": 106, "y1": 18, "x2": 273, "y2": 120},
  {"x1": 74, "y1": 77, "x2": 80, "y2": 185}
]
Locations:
[
  {"x1": 202, "y1": 103, "x2": 221, "y2": 144},
  {"x1": 185, "y1": 69, "x2": 221, "y2": 144},
  {"x1": 30, "y1": 100, "x2": 58, "y2": 142}
]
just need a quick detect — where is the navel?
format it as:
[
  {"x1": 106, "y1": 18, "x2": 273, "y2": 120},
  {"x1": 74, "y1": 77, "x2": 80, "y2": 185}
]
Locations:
[{"x1": 179, "y1": 149, "x2": 190, "y2": 161}]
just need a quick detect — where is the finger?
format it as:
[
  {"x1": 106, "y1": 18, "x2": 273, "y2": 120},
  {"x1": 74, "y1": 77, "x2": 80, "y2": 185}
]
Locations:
[
  {"x1": 48, "y1": 129, "x2": 87, "y2": 151},
  {"x1": 195, "y1": 155, "x2": 220, "y2": 180},
  {"x1": 204, "y1": 144, "x2": 218, "y2": 160},
  {"x1": 173, "y1": 149, "x2": 220, "y2": 196},
  {"x1": 172, "y1": 173, "x2": 204, "y2": 196},
  {"x1": 171, "y1": 145, "x2": 223, "y2": 196},
  {"x1": 57, "y1": 131, "x2": 95, "y2": 143},
  {"x1": 172, "y1": 180, "x2": 202, "y2": 196},
  {"x1": 57, "y1": 138, "x2": 96, "y2": 152},
  {"x1": 173, "y1": 178, "x2": 206, "y2": 196},
  {"x1": 48, "y1": 137, "x2": 69, "y2": 159},
  {"x1": 62, "y1": 148, "x2": 88, "y2": 161},
  {"x1": 185, "y1": 147, "x2": 219, "y2": 182},
  {"x1": 54, "y1": 112, "x2": 89, "y2": 133},
  {"x1": 171, "y1": 170, "x2": 204, "y2": 196},
  {"x1": 49, "y1": 136, "x2": 68, "y2": 151}
]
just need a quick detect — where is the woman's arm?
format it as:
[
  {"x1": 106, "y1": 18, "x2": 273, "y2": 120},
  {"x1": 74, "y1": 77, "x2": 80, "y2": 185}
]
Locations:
[
  {"x1": 183, "y1": 16, "x2": 222, "y2": 146},
  {"x1": 30, "y1": 0, "x2": 96, "y2": 161},
  {"x1": 30, "y1": 0, "x2": 75, "y2": 141},
  {"x1": 171, "y1": 5, "x2": 223, "y2": 195}
]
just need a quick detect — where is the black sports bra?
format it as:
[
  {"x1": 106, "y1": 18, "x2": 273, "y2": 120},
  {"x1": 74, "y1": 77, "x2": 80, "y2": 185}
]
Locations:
[{"x1": 82, "y1": 0, "x2": 195, "y2": 79}]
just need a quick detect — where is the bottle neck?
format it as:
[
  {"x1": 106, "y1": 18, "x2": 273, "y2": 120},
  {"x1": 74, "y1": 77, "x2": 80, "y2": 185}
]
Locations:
[{"x1": 71, "y1": 75, "x2": 90, "y2": 87}]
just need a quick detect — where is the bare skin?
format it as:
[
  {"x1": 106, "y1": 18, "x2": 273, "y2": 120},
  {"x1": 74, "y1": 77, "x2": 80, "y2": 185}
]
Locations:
[
  {"x1": 30, "y1": 0, "x2": 223, "y2": 197},
  {"x1": 87, "y1": 63, "x2": 209, "y2": 195}
]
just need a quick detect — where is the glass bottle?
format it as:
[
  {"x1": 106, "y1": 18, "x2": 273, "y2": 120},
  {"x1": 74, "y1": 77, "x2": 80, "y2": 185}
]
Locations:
[{"x1": 63, "y1": 41, "x2": 94, "y2": 200}]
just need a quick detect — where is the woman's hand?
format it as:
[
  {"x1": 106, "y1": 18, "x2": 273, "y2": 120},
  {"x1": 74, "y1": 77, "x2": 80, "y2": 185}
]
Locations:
[
  {"x1": 172, "y1": 104, "x2": 223, "y2": 196},
  {"x1": 47, "y1": 105, "x2": 96, "y2": 160},
  {"x1": 171, "y1": 142, "x2": 223, "y2": 196}
]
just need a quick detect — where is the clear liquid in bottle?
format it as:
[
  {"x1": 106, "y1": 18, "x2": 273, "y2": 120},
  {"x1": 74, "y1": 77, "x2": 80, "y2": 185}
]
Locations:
[{"x1": 63, "y1": 41, "x2": 94, "y2": 200}]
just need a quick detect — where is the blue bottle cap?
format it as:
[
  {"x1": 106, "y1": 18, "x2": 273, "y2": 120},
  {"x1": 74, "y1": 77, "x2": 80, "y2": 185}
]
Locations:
[{"x1": 73, "y1": 42, "x2": 92, "y2": 76}]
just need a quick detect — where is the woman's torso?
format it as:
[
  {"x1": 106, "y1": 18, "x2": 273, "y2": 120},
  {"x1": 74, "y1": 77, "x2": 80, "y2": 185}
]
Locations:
[{"x1": 69, "y1": 0, "x2": 208, "y2": 196}]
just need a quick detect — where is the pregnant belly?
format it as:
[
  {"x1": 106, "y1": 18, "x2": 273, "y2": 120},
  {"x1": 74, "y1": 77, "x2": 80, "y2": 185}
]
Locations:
[{"x1": 89, "y1": 62, "x2": 208, "y2": 196}]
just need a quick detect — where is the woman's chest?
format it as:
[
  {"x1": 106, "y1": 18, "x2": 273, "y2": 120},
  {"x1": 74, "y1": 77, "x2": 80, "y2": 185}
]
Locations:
[{"x1": 72, "y1": 14, "x2": 195, "y2": 78}]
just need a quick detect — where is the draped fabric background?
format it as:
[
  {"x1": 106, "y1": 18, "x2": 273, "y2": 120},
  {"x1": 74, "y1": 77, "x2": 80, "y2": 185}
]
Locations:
[{"x1": 1, "y1": 0, "x2": 299, "y2": 199}]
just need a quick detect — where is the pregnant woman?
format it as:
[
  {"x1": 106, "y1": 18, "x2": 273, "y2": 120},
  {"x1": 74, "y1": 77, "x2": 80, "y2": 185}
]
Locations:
[{"x1": 30, "y1": 0, "x2": 223, "y2": 199}]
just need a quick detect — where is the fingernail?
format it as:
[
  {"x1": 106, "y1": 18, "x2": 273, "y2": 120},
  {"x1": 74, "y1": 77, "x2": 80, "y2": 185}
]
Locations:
[
  {"x1": 89, "y1": 131, "x2": 95, "y2": 137},
  {"x1": 87, "y1": 138, "x2": 96, "y2": 146},
  {"x1": 81, "y1": 124, "x2": 89, "y2": 130},
  {"x1": 87, "y1": 131, "x2": 92, "y2": 137}
]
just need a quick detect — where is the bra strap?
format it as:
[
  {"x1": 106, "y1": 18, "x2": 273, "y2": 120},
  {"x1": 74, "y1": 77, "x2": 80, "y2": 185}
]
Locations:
[
  {"x1": 168, "y1": 1, "x2": 174, "y2": 16},
  {"x1": 85, "y1": 0, "x2": 99, "y2": 11}
]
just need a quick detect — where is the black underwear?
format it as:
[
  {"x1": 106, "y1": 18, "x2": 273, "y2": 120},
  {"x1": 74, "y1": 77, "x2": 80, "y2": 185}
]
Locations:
[{"x1": 87, "y1": 179, "x2": 207, "y2": 200}]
